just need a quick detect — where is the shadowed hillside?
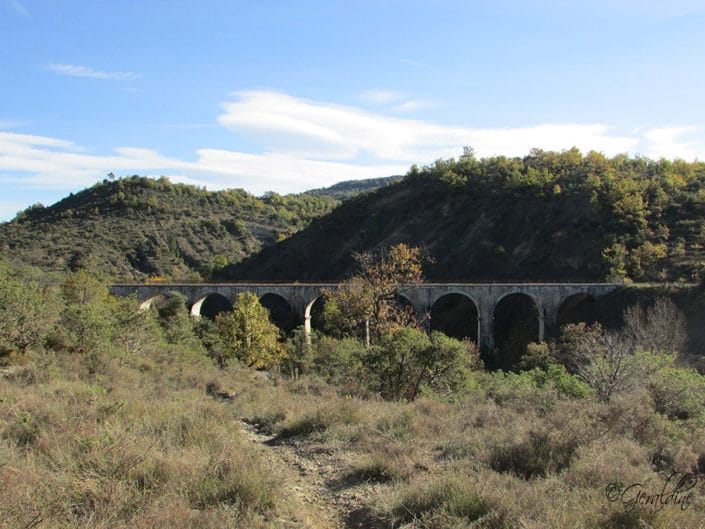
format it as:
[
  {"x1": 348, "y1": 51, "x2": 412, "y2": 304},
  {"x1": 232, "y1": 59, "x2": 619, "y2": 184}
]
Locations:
[{"x1": 222, "y1": 149, "x2": 705, "y2": 282}]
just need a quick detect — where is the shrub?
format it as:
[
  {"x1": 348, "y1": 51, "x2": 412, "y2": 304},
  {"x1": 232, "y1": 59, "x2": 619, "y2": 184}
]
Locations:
[
  {"x1": 389, "y1": 475, "x2": 492, "y2": 527},
  {"x1": 526, "y1": 364, "x2": 594, "y2": 399},
  {"x1": 0, "y1": 259, "x2": 57, "y2": 359},
  {"x1": 310, "y1": 335, "x2": 365, "y2": 391},
  {"x1": 563, "y1": 437, "x2": 653, "y2": 488},
  {"x1": 483, "y1": 369, "x2": 561, "y2": 411},
  {"x1": 364, "y1": 329, "x2": 477, "y2": 401},
  {"x1": 3, "y1": 410, "x2": 40, "y2": 446},
  {"x1": 518, "y1": 341, "x2": 552, "y2": 370},
  {"x1": 188, "y1": 456, "x2": 277, "y2": 513},
  {"x1": 489, "y1": 429, "x2": 571, "y2": 479},
  {"x1": 342, "y1": 448, "x2": 415, "y2": 485},
  {"x1": 646, "y1": 360, "x2": 705, "y2": 420},
  {"x1": 276, "y1": 400, "x2": 362, "y2": 440}
]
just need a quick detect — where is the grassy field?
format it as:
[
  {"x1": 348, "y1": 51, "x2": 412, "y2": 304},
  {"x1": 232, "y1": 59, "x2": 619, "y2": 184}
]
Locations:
[{"x1": 3, "y1": 345, "x2": 705, "y2": 529}]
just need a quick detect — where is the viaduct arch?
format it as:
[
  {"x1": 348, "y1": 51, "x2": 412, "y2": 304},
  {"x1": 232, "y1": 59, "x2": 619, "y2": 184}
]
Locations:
[{"x1": 111, "y1": 282, "x2": 620, "y2": 349}]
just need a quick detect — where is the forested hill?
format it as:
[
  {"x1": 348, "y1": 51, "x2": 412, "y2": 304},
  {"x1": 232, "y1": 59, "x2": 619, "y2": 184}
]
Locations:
[
  {"x1": 4, "y1": 150, "x2": 705, "y2": 283},
  {"x1": 306, "y1": 175, "x2": 401, "y2": 200},
  {"x1": 222, "y1": 149, "x2": 705, "y2": 282},
  {"x1": 0, "y1": 176, "x2": 342, "y2": 281}
]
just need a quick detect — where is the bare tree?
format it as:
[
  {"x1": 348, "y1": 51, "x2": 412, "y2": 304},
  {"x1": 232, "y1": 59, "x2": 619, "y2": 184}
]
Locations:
[
  {"x1": 623, "y1": 297, "x2": 686, "y2": 355},
  {"x1": 571, "y1": 325, "x2": 637, "y2": 401},
  {"x1": 553, "y1": 298, "x2": 687, "y2": 401}
]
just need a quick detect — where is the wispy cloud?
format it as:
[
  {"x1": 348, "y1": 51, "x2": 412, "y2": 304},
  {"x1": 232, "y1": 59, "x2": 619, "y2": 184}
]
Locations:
[
  {"x1": 400, "y1": 58, "x2": 434, "y2": 70},
  {"x1": 45, "y1": 64, "x2": 139, "y2": 81},
  {"x1": 358, "y1": 89, "x2": 434, "y2": 114},
  {"x1": 600, "y1": 0, "x2": 705, "y2": 17},
  {"x1": 358, "y1": 89, "x2": 406, "y2": 105},
  {"x1": 390, "y1": 100, "x2": 435, "y2": 113},
  {"x1": 641, "y1": 126, "x2": 703, "y2": 160},
  {"x1": 0, "y1": 130, "x2": 407, "y2": 195},
  {"x1": 0, "y1": 119, "x2": 26, "y2": 129},
  {"x1": 217, "y1": 91, "x2": 643, "y2": 162},
  {"x1": 7, "y1": 0, "x2": 30, "y2": 18},
  {"x1": 0, "y1": 201, "x2": 32, "y2": 221}
]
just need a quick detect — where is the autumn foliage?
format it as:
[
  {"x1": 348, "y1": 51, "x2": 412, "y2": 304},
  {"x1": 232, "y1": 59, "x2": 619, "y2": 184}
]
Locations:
[{"x1": 322, "y1": 243, "x2": 428, "y2": 345}]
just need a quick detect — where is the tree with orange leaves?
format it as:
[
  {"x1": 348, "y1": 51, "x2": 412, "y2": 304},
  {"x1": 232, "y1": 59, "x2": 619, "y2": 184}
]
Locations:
[{"x1": 322, "y1": 243, "x2": 428, "y2": 347}]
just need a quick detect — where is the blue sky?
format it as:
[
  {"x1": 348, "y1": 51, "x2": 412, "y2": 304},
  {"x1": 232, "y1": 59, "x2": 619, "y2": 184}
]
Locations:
[{"x1": 1, "y1": 0, "x2": 705, "y2": 221}]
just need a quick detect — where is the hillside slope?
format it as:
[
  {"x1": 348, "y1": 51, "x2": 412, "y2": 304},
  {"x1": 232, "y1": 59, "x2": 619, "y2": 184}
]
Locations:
[
  {"x1": 0, "y1": 176, "x2": 339, "y2": 280},
  {"x1": 223, "y1": 150, "x2": 705, "y2": 282},
  {"x1": 306, "y1": 175, "x2": 401, "y2": 200}
]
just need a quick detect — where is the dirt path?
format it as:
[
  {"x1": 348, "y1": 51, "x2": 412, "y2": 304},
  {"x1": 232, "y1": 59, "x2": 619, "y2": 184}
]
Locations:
[{"x1": 240, "y1": 422, "x2": 381, "y2": 529}]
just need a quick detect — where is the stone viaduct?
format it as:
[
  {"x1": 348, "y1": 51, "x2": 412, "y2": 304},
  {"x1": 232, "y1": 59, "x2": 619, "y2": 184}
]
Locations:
[{"x1": 110, "y1": 282, "x2": 621, "y2": 349}]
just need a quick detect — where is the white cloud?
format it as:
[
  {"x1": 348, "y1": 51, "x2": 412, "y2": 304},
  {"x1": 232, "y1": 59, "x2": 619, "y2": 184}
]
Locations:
[
  {"x1": 7, "y1": 0, "x2": 30, "y2": 18},
  {"x1": 390, "y1": 100, "x2": 435, "y2": 113},
  {"x1": 164, "y1": 174, "x2": 230, "y2": 190},
  {"x1": 358, "y1": 89, "x2": 405, "y2": 105},
  {"x1": 0, "y1": 201, "x2": 30, "y2": 221},
  {"x1": 400, "y1": 58, "x2": 434, "y2": 70},
  {"x1": 641, "y1": 127, "x2": 703, "y2": 160},
  {"x1": 0, "y1": 131, "x2": 76, "y2": 150},
  {"x1": 0, "y1": 133, "x2": 181, "y2": 188},
  {"x1": 194, "y1": 149, "x2": 406, "y2": 191},
  {"x1": 0, "y1": 129, "x2": 406, "y2": 197},
  {"x1": 45, "y1": 64, "x2": 138, "y2": 81},
  {"x1": 358, "y1": 89, "x2": 435, "y2": 114},
  {"x1": 217, "y1": 91, "x2": 644, "y2": 163}
]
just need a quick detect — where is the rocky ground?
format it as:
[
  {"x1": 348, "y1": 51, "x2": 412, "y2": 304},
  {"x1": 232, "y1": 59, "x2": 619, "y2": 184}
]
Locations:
[{"x1": 240, "y1": 421, "x2": 388, "y2": 529}]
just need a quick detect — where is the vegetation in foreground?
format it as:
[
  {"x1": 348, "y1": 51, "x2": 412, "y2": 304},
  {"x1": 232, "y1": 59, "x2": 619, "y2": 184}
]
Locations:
[{"x1": 2, "y1": 249, "x2": 705, "y2": 528}]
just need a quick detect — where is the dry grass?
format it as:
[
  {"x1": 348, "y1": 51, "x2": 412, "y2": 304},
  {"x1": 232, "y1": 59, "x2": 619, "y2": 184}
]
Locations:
[
  {"x1": 2, "y1": 351, "x2": 705, "y2": 529},
  {"x1": 0, "y1": 354, "x2": 285, "y2": 529}
]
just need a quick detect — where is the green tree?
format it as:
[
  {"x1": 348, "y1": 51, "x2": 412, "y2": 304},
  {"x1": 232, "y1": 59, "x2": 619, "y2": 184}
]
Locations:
[
  {"x1": 645, "y1": 355, "x2": 705, "y2": 420},
  {"x1": 154, "y1": 291, "x2": 199, "y2": 345},
  {"x1": 613, "y1": 191, "x2": 648, "y2": 230},
  {"x1": 602, "y1": 243, "x2": 630, "y2": 282},
  {"x1": 214, "y1": 292, "x2": 285, "y2": 369},
  {"x1": 310, "y1": 335, "x2": 366, "y2": 391},
  {"x1": 59, "y1": 270, "x2": 114, "y2": 357},
  {"x1": 0, "y1": 259, "x2": 56, "y2": 359},
  {"x1": 364, "y1": 328, "x2": 478, "y2": 401},
  {"x1": 364, "y1": 328, "x2": 431, "y2": 401},
  {"x1": 628, "y1": 241, "x2": 668, "y2": 280},
  {"x1": 282, "y1": 326, "x2": 311, "y2": 377},
  {"x1": 110, "y1": 296, "x2": 164, "y2": 359}
]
